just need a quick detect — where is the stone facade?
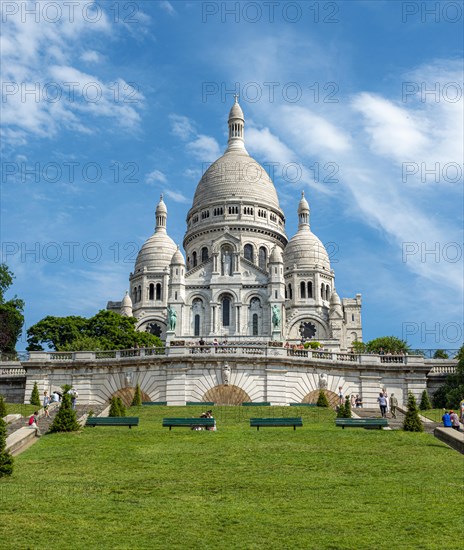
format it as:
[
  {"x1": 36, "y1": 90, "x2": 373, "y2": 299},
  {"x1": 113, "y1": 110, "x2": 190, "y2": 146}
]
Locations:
[{"x1": 107, "y1": 99, "x2": 362, "y2": 351}]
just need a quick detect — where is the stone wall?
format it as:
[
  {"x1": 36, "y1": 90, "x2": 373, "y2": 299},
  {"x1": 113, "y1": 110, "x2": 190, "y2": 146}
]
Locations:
[{"x1": 0, "y1": 376, "x2": 26, "y2": 403}]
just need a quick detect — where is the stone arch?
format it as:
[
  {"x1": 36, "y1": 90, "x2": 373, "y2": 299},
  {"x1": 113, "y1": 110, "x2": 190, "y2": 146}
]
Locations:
[
  {"x1": 203, "y1": 385, "x2": 251, "y2": 405},
  {"x1": 286, "y1": 316, "x2": 329, "y2": 341},
  {"x1": 301, "y1": 389, "x2": 339, "y2": 409},
  {"x1": 111, "y1": 387, "x2": 151, "y2": 407}
]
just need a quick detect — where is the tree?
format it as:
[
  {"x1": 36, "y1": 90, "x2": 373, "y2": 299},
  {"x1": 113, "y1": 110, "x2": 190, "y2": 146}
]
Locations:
[
  {"x1": 336, "y1": 401, "x2": 346, "y2": 418},
  {"x1": 117, "y1": 398, "x2": 126, "y2": 417},
  {"x1": 403, "y1": 392, "x2": 423, "y2": 432},
  {"x1": 30, "y1": 382, "x2": 41, "y2": 407},
  {"x1": 419, "y1": 390, "x2": 432, "y2": 411},
  {"x1": 26, "y1": 310, "x2": 163, "y2": 351},
  {"x1": 351, "y1": 341, "x2": 366, "y2": 354},
  {"x1": 366, "y1": 336, "x2": 410, "y2": 354},
  {"x1": 343, "y1": 396, "x2": 352, "y2": 418},
  {"x1": 433, "y1": 349, "x2": 449, "y2": 359},
  {"x1": 131, "y1": 384, "x2": 142, "y2": 407},
  {"x1": 109, "y1": 396, "x2": 126, "y2": 417},
  {"x1": 432, "y1": 344, "x2": 464, "y2": 408},
  {"x1": 0, "y1": 417, "x2": 14, "y2": 477},
  {"x1": 0, "y1": 264, "x2": 24, "y2": 356},
  {"x1": 316, "y1": 390, "x2": 329, "y2": 407},
  {"x1": 49, "y1": 393, "x2": 80, "y2": 433},
  {"x1": 0, "y1": 396, "x2": 7, "y2": 418}
]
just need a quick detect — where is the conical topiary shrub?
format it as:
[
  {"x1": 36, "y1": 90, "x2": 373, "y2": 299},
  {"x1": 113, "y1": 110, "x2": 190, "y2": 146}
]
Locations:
[
  {"x1": 49, "y1": 393, "x2": 80, "y2": 433},
  {"x1": 131, "y1": 384, "x2": 142, "y2": 407},
  {"x1": 108, "y1": 397, "x2": 121, "y2": 417},
  {"x1": 419, "y1": 389, "x2": 432, "y2": 411},
  {"x1": 343, "y1": 396, "x2": 352, "y2": 418},
  {"x1": 336, "y1": 401, "x2": 346, "y2": 418},
  {"x1": 30, "y1": 382, "x2": 41, "y2": 407},
  {"x1": 316, "y1": 390, "x2": 329, "y2": 407},
  {"x1": 117, "y1": 397, "x2": 126, "y2": 417},
  {"x1": 403, "y1": 392, "x2": 423, "y2": 432},
  {"x1": 0, "y1": 417, "x2": 14, "y2": 477},
  {"x1": 0, "y1": 395, "x2": 7, "y2": 418}
]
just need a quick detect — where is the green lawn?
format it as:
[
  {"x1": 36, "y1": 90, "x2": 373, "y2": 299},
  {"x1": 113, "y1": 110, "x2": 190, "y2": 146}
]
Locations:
[
  {"x1": 1, "y1": 406, "x2": 463, "y2": 549},
  {"x1": 5, "y1": 402, "x2": 38, "y2": 417},
  {"x1": 419, "y1": 408, "x2": 447, "y2": 422}
]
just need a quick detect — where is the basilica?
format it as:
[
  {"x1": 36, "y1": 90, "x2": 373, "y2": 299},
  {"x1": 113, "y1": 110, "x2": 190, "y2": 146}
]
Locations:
[{"x1": 107, "y1": 99, "x2": 362, "y2": 351}]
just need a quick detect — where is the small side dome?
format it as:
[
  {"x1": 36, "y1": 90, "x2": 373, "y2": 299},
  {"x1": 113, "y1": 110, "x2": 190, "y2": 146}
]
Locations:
[
  {"x1": 330, "y1": 289, "x2": 341, "y2": 306},
  {"x1": 156, "y1": 194, "x2": 167, "y2": 215},
  {"x1": 269, "y1": 246, "x2": 283, "y2": 263},
  {"x1": 298, "y1": 191, "x2": 309, "y2": 214},
  {"x1": 228, "y1": 96, "x2": 244, "y2": 120},
  {"x1": 122, "y1": 290, "x2": 133, "y2": 307},
  {"x1": 171, "y1": 245, "x2": 185, "y2": 265}
]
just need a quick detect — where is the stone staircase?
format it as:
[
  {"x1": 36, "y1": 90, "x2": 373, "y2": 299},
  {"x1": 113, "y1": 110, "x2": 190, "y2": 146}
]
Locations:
[{"x1": 353, "y1": 407, "x2": 439, "y2": 433}]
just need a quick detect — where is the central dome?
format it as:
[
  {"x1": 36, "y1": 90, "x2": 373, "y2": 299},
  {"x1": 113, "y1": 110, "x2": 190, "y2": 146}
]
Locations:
[{"x1": 191, "y1": 149, "x2": 281, "y2": 211}]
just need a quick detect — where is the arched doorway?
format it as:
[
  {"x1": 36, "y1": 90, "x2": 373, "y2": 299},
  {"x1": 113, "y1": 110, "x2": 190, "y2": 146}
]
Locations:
[
  {"x1": 203, "y1": 385, "x2": 251, "y2": 405},
  {"x1": 111, "y1": 387, "x2": 151, "y2": 407},
  {"x1": 301, "y1": 389, "x2": 339, "y2": 409}
]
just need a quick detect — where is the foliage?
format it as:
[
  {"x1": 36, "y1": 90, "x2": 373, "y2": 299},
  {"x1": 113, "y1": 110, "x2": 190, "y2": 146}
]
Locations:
[
  {"x1": 131, "y1": 384, "x2": 142, "y2": 407},
  {"x1": 432, "y1": 343, "x2": 464, "y2": 408},
  {"x1": 365, "y1": 336, "x2": 409, "y2": 354},
  {"x1": 0, "y1": 264, "x2": 25, "y2": 355},
  {"x1": 336, "y1": 401, "x2": 345, "y2": 418},
  {"x1": 403, "y1": 393, "x2": 423, "y2": 432},
  {"x1": 27, "y1": 310, "x2": 163, "y2": 351},
  {"x1": 108, "y1": 397, "x2": 121, "y2": 417},
  {"x1": 30, "y1": 382, "x2": 41, "y2": 407},
  {"x1": 309, "y1": 341, "x2": 321, "y2": 349},
  {"x1": 316, "y1": 390, "x2": 329, "y2": 407},
  {"x1": 433, "y1": 349, "x2": 449, "y2": 359},
  {"x1": 117, "y1": 398, "x2": 126, "y2": 417},
  {"x1": 343, "y1": 396, "x2": 352, "y2": 418},
  {"x1": 351, "y1": 341, "x2": 366, "y2": 353},
  {"x1": 419, "y1": 390, "x2": 432, "y2": 411},
  {"x1": 0, "y1": 395, "x2": 7, "y2": 418},
  {"x1": 48, "y1": 393, "x2": 80, "y2": 433},
  {"x1": 0, "y1": 417, "x2": 14, "y2": 477},
  {"x1": 61, "y1": 384, "x2": 73, "y2": 394}
]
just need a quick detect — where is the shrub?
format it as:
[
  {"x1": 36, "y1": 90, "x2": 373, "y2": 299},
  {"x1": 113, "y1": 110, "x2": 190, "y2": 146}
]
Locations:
[
  {"x1": 30, "y1": 382, "x2": 41, "y2": 407},
  {"x1": 49, "y1": 393, "x2": 80, "y2": 433},
  {"x1": 403, "y1": 392, "x2": 423, "y2": 432},
  {"x1": 316, "y1": 390, "x2": 329, "y2": 407},
  {"x1": 433, "y1": 349, "x2": 449, "y2": 359},
  {"x1": 336, "y1": 402, "x2": 346, "y2": 418},
  {"x1": 131, "y1": 384, "x2": 142, "y2": 407},
  {"x1": 419, "y1": 390, "x2": 432, "y2": 410},
  {"x1": 0, "y1": 395, "x2": 7, "y2": 418},
  {"x1": 309, "y1": 341, "x2": 321, "y2": 350},
  {"x1": 343, "y1": 396, "x2": 352, "y2": 418},
  {"x1": 0, "y1": 417, "x2": 14, "y2": 477},
  {"x1": 117, "y1": 398, "x2": 126, "y2": 417},
  {"x1": 108, "y1": 397, "x2": 121, "y2": 417}
]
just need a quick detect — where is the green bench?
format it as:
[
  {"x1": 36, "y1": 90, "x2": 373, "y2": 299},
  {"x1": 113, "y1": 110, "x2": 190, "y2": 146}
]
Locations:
[
  {"x1": 335, "y1": 418, "x2": 388, "y2": 430},
  {"x1": 162, "y1": 418, "x2": 215, "y2": 430},
  {"x1": 85, "y1": 417, "x2": 139, "y2": 429},
  {"x1": 242, "y1": 402, "x2": 271, "y2": 406},
  {"x1": 250, "y1": 417, "x2": 303, "y2": 431},
  {"x1": 142, "y1": 401, "x2": 167, "y2": 406},
  {"x1": 289, "y1": 403, "x2": 317, "y2": 407},
  {"x1": 186, "y1": 401, "x2": 215, "y2": 406}
]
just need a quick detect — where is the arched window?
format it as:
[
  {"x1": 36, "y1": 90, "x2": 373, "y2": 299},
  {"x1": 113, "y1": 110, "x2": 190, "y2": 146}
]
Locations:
[
  {"x1": 307, "y1": 281, "x2": 313, "y2": 298},
  {"x1": 285, "y1": 286, "x2": 288, "y2": 299},
  {"x1": 321, "y1": 283, "x2": 324, "y2": 298},
  {"x1": 149, "y1": 283, "x2": 154, "y2": 300},
  {"x1": 201, "y1": 247, "x2": 208, "y2": 262},
  {"x1": 252, "y1": 313, "x2": 258, "y2": 336},
  {"x1": 222, "y1": 297, "x2": 230, "y2": 327},
  {"x1": 326, "y1": 285, "x2": 330, "y2": 301},
  {"x1": 288, "y1": 284, "x2": 293, "y2": 300},
  {"x1": 156, "y1": 283, "x2": 161, "y2": 301},
  {"x1": 258, "y1": 247, "x2": 267, "y2": 270},
  {"x1": 300, "y1": 281, "x2": 306, "y2": 299},
  {"x1": 133, "y1": 288, "x2": 137, "y2": 303},
  {"x1": 192, "y1": 251, "x2": 197, "y2": 267},
  {"x1": 194, "y1": 314, "x2": 200, "y2": 336},
  {"x1": 244, "y1": 244, "x2": 254, "y2": 262},
  {"x1": 137, "y1": 286, "x2": 142, "y2": 302}
]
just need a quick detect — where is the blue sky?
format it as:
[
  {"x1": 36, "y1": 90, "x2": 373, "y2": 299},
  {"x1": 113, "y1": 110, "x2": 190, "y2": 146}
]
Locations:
[{"x1": 1, "y1": 0, "x2": 463, "y2": 350}]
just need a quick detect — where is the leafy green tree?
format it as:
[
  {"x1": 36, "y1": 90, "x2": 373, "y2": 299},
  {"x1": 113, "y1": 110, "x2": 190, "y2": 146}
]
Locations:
[
  {"x1": 0, "y1": 396, "x2": 7, "y2": 418},
  {"x1": 419, "y1": 390, "x2": 432, "y2": 411},
  {"x1": 433, "y1": 349, "x2": 449, "y2": 359},
  {"x1": 109, "y1": 397, "x2": 121, "y2": 417},
  {"x1": 316, "y1": 390, "x2": 329, "y2": 407},
  {"x1": 117, "y1": 398, "x2": 126, "y2": 417},
  {"x1": 0, "y1": 264, "x2": 24, "y2": 356},
  {"x1": 336, "y1": 401, "x2": 346, "y2": 418},
  {"x1": 351, "y1": 341, "x2": 366, "y2": 354},
  {"x1": 30, "y1": 382, "x2": 41, "y2": 407},
  {"x1": 131, "y1": 384, "x2": 142, "y2": 407},
  {"x1": 27, "y1": 310, "x2": 162, "y2": 351},
  {"x1": 403, "y1": 392, "x2": 423, "y2": 432},
  {"x1": 49, "y1": 393, "x2": 80, "y2": 433},
  {"x1": 432, "y1": 344, "x2": 464, "y2": 408},
  {"x1": 0, "y1": 417, "x2": 14, "y2": 477},
  {"x1": 366, "y1": 336, "x2": 409, "y2": 354},
  {"x1": 343, "y1": 396, "x2": 352, "y2": 418}
]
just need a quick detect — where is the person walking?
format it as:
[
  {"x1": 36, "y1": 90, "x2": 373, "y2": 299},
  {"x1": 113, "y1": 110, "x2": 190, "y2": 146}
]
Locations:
[
  {"x1": 377, "y1": 392, "x2": 388, "y2": 418},
  {"x1": 389, "y1": 393, "x2": 398, "y2": 419},
  {"x1": 43, "y1": 391, "x2": 50, "y2": 418}
]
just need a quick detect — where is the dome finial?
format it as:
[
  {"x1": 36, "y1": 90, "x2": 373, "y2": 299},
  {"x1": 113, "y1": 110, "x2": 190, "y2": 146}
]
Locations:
[
  {"x1": 298, "y1": 191, "x2": 310, "y2": 229},
  {"x1": 226, "y1": 97, "x2": 247, "y2": 154},
  {"x1": 234, "y1": 93, "x2": 239, "y2": 104},
  {"x1": 155, "y1": 194, "x2": 168, "y2": 232}
]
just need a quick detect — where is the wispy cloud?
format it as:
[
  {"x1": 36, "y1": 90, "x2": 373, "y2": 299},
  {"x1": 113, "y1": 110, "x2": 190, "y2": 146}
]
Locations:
[
  {"x1": 145, "y1": 169, "x2": 167, "y2": 184},
  {"x1": 159, "y1": 1, "x2": 176, "y2": 16},
  {"x1": 164, "y1": 189, "x2": 190, "y2": 203}
]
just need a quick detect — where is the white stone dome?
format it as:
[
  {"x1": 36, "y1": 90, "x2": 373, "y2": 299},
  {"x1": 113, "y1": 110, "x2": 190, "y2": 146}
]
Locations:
[
  {"x1": 135, "y1": 232, "x2": 177, "y2": 273},
  {"x1": 121, "y1": 290, "x2": 132, "y2": 307},
  {"x1": 171, "y1": 246, "x2": 185, "y2": 265},
  {"x1": 284, "y1": 227, "x2": 331, "y2": 270}
]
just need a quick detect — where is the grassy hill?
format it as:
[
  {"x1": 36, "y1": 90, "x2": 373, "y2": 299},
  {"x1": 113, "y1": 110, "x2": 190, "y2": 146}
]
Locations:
[{"x1": 1, "y1": 406, "x2": 462, "y2": 549}]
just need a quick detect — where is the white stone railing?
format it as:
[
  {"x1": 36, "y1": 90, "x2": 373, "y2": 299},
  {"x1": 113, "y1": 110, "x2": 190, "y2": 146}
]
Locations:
[
  {"x1": 0, "y1": 365, "x2": 27, "y2": 376},
  {"x1": 428, "y1": 364, "x2": 457, "y2": 375},
  {"x1": 380, "y1": 355, "x2": 405, "y2": 364}
]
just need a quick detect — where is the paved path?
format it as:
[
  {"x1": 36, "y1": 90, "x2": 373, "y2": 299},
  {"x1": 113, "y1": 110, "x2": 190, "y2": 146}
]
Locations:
[{"x1": 353, "y1": 407, "x2": 440, "y2": 433}]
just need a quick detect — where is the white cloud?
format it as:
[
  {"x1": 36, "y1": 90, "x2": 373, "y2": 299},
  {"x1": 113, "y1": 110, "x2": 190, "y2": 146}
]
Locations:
[
  {"x1": 80, "y1": 50, "x2": 101, "y2": 63},
  {"x1": 164, "y1": 190, "x2": 190, "y2": 203},
  {"x1": 145, "y1": 170, "x2": 167, "y2": 184},
  {"x1": 187, "y1": 134, "x2": 220, "y2": 161},
  {"x1": 169, "y1": 114, "x2": 195, "y2": 140},
  {"x1": 159, "y1": 1, "x2": 176, "y2": 16}
]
